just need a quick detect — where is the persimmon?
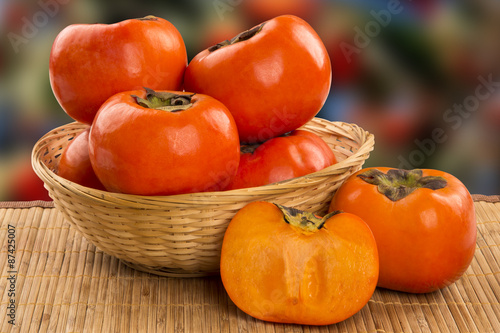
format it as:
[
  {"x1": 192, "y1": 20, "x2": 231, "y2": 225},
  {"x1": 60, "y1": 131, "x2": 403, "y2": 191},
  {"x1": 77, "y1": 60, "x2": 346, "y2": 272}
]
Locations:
[
  {"x1": 220, "y1": 201, "x2": 379, "y2": 325},
  {"x1": 58, "y1": 128, "x2": 106, "y2": 191},
  {"x1": 329, "y1": 167, "x2": 477, "y2": 293},
  {"x1": 225, "y1": 130, "x2": 336, "y2": 190},
  {"x1": 184, "y1": 15, "x2": 331, "y2": 143},
  {"x1": 50, "y1": 16, "x2": 187, "y2": 124},
  {"x1": 89, "y1": 88, "x2": 240, "y2": 196}
]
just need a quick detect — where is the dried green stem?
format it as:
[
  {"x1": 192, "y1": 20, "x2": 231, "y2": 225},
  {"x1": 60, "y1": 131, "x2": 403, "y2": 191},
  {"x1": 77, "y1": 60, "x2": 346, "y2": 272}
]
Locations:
[
  {"x1": 274, "y1": 204, "x2": 341, "y2": 232},
  {"x1": 208, "y1": 23, "x2": 266, "y2": 52},
  {"x1": 357, "y1": 169, "x2": 447, "y2": 201},
  {"x1": 132, "y1": 88, "x2": 195, "y2": 112}
]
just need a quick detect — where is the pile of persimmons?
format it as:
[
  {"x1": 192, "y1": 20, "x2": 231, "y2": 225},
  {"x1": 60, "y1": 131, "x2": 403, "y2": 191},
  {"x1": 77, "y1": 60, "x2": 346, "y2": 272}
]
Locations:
[
  {"x1": 50, "y1": 15, "x2": 334, "y2": 196},
  {"x1": 48, "y1": 15, "x2": 477, "y2": 326}
]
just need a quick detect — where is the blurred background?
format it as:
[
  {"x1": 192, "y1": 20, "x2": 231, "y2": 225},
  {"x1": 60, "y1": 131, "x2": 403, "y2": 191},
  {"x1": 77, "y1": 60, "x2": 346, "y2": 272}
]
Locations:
[{"x1": 0, "y1": 0, "x2": 499, "y2": 201}]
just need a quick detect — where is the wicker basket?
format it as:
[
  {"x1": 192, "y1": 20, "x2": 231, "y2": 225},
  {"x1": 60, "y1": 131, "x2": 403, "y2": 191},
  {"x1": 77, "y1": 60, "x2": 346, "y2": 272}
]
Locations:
[{"x1": 32, "y1": 117, "x2": 374, "y2": 277}]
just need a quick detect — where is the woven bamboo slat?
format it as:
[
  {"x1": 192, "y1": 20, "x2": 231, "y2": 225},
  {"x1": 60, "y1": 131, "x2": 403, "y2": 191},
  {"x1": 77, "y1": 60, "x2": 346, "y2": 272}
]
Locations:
[
  {"x1": 0, "y1": 197, "x2": 499, "y2": 332},
  {"x1": 31, "y1": 117, "x2": 374, "y2": 277}
]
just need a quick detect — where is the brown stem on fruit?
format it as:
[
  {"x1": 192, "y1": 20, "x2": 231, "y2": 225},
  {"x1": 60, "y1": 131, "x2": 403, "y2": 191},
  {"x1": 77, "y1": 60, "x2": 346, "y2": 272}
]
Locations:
[
  {"x1": 240, "y1": 144, "x2": 260, "y2": 154},
  {"x1": 208, "y1": 23, "x2": 266, "y2": 52},
  {"x1": 357, "y1": 168, "x2": 447, "y2": 202},
  {"x1": 132, "y1": 87, "x2": 195, "y2": 112},
  {"x1": 275, "y1": 204, "x2": 341, "y2": 232},
  {"x1": 240, "y1": 132, "x2": 293, "y2": 154}
]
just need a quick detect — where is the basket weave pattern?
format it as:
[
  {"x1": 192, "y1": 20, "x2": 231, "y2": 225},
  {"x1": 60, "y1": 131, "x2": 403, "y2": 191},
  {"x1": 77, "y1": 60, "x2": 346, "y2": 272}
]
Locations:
[{"x1": 32, "y1": 117, "x2": 374, "y2": 277}]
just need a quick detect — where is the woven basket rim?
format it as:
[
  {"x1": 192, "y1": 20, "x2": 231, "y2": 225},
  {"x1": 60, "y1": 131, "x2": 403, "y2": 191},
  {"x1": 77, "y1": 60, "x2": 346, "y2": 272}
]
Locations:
[
  {"x1": 31, "y1": 117, "x2": 374, "y2": 276},
  {"x1": 32, "y1": 118, "x2": 374, "y2": 207}
]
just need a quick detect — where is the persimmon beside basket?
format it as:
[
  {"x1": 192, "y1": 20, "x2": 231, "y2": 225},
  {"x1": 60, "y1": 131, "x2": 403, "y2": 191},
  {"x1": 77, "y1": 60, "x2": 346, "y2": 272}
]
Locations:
[{"x1": 32, "y1": 117, "x2": 374, "y2": 277}]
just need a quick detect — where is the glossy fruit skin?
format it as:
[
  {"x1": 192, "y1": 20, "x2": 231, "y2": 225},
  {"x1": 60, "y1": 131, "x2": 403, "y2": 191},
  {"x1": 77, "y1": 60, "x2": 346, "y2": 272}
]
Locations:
[
  {"x1": 226, "y1": 130, "x2": 336, "y2": 190},
  {"x1": 58, "y1": 128, "x2": 106, "y2": 191},
  {"x1": 184, "y1": 15, "x2": 331, "y2": 143},
  {"x1": 220, "y1": 201, "x2": 379, "y2": 325},
  {"x1": 89, "y1": 90, "x2": 240, "y2": 196},
  {"x1": 50, "y1": 16, "x2": 187, "y2": 124},
  {"x1": 329, "y1": 167, "x2": 477, "y2": 293}
]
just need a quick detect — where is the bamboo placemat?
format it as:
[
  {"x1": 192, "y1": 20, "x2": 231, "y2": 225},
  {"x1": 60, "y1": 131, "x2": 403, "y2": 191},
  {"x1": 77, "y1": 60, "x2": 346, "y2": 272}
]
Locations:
[{"x1": 0, "y1": 195, "x2": 499, "y2": 333}]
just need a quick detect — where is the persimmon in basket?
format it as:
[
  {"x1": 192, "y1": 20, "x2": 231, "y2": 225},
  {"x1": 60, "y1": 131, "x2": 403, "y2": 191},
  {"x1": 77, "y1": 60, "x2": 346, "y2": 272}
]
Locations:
[
  {"x1": 89, "y1": 88, "x2": 240, "y2": 196},
  {"x1": 225, "y1": 129, "x2": 337, "y2": 190},
  {"x1": 50, "y1": 15, "x2": 187, "y2": 125},
  {"x1": 220, "y1": 201, "x2": 379, "y2": 325},
  {"x1": 58, "y1": 128, "x2": 105, "y2": 191},
  {"x1": 184, "y1": 15, "x2": 331, "y2": 143}
]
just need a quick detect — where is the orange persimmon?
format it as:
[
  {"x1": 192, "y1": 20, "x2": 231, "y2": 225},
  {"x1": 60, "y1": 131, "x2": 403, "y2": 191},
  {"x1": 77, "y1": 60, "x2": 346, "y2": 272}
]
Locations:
[
  {"x1": 220, "y1": 201, "x2": 379, "y2": 325},
  {"x1": 225, "y1": 130, "x2": 337, "y2": 190},
  {"x1": 329, "y1": 167, "x2": 477, "y2": 293},
  {"x1": 184, "y1": 15, "x2": 331, "y2": 143},
  {"x1": 58, "y1": 128, "x2": 105, "y2": 191},
  {"x1": 50, "y1": 16, "x2": 187, "y2": 125}
]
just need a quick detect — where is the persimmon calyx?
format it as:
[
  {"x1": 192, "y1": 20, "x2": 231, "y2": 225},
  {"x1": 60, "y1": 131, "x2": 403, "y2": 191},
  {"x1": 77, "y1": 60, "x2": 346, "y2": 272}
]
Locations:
[
  {"x1": 275, "y1": 204, "x2": 341, "y2": 232},
  {"x1": 133, "y1": 88, "x2": 195, "y2": 112},
  {"x1": 357, "y1": 168, "x2": 447, "y2": 201},
  {"x1": 240, "y1": 143, "x2": 260, "y2": 154},
  {"x1": 240, "y1": 132, "x2": 292, "y2": 154},
  {"x1": 208, "y1": 23, "x2": 266, "y2": 52}
]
